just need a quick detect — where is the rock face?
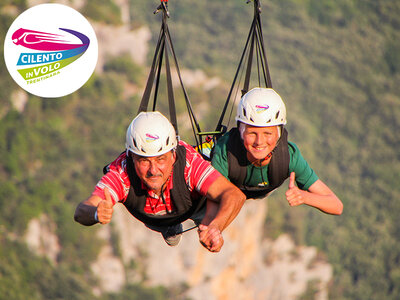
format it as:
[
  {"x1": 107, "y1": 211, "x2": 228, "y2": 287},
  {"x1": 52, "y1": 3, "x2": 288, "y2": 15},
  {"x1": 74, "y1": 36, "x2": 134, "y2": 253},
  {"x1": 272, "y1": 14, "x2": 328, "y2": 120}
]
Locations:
[
  {"x1": 90, "y1": 226, "x2": 126, "y2": 295},
  {"x1": 173, "y1": 69, "x2": 221, "y2": 91},
  {"x1": 92, "y1": 199, "x2": 332, "y2": 300},
  {"x1": 23, "y1": 192, "x2": 332, "y2": 300},
  {"x1": 24, "y1": 214, "x2": 61, "y2": 265},
  {"x1": 11, "y1": 90, "x2": 28, "y2": 113},
  {"x1": 93, "y1": 23, "x2": 151, "y2": 73}
]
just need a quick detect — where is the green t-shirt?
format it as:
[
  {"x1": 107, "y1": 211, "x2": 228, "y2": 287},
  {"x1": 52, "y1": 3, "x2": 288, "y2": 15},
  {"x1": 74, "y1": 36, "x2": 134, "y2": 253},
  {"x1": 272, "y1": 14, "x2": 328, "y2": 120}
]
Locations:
[{"x1": 211, "y1": 131, "x2": 318, "y2": 191}]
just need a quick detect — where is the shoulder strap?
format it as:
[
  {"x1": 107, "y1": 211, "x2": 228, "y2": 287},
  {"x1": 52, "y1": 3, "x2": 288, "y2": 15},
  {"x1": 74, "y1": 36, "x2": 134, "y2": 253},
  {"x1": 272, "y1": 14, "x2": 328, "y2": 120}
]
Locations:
[
  {"x1": 227, "y1": 127, "x2": 290, "y2": 198},
  {"x1": 169, "y1": 145, "x2": 192, "y2": 213},
  {"x1": 103, "y1": 151, "x2": 125, "y2": 175},
  {"x1": 123, "y1": 145, "x2": 205, "y2": 226},
  {"x1": 226, "y1": 128, "x2": 248, "y2": 188},
  {"x1": 268, "y1": 128, "x2": 290, "y2": 188}
]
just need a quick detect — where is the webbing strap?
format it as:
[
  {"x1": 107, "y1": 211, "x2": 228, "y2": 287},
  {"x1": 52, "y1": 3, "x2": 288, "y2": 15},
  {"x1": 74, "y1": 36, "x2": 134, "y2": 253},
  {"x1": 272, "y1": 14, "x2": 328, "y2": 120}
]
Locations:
[
  {"x1": 242, "y1": 21, "x2": 255, "y2": 96},
  {"x1": 138, "y1": 1, "x2": 204, "y2": 147},
  {"x1": 153, "y1": 35, "x2": 165, "y2": 111},
  {"x1": 216, "y1": 0, "x2": 273, "y2": 133},
  {"x1": 138, "y1": 26, "x2": 164, "y2": 113},
  {"x1": 242, "y1": 0, "x2": 272, "y2": 95},
  {"x1": 215, "y1": 20, "x2": 253, "y2": 133},
  {"x1": 255, "y1": 4, "x2": 272, "y2": 88},
  {"x1": 164, "y1": 40, "x2": 178, "y2": 134},
  {"x1": 164, "y1": 25, "x2": 203, "y2": 148}
]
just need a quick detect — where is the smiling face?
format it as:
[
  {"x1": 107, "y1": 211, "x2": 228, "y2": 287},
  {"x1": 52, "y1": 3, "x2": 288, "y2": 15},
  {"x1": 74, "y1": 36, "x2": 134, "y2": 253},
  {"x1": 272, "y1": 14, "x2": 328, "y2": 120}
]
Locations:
[
  {"x1": 132, "y1": 150, "x2": 176, "y2": 195},
  {"x1": 241, "y1": 124, "x2": 279, "y2": 163}
]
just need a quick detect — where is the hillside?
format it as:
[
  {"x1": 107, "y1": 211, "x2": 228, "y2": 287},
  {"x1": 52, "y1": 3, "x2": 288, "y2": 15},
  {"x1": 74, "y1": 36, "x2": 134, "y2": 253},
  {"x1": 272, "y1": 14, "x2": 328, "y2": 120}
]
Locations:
[{"x1": 1, "y1": 0, "x2": 400, "y2": 299}]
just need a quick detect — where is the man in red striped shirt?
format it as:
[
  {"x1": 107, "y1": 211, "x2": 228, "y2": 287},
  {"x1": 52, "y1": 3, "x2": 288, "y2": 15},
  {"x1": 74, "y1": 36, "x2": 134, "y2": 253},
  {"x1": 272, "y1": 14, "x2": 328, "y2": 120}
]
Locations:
[{"x1": 74, "y1": 111, "x2": 246, "y2": 252}]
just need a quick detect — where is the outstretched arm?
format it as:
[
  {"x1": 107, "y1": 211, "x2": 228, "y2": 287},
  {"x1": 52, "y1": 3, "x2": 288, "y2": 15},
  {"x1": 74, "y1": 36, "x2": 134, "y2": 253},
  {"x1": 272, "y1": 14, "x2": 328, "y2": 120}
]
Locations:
[
  {"x1": 198, "y1": 176, "x2": 246, "y2": 252},
  {"x1": 286, "y1": 172, "x2": 343, "y2": 215},
  {"x1": 74, "y1": 188, "x2": 115, "y2": 225}
]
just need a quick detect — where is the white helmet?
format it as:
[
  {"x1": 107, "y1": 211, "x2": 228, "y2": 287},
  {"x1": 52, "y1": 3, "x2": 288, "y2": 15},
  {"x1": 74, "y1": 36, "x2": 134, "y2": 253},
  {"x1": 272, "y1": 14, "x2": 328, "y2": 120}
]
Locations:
[
  {"x1": 126, "y1": 111, "x2": 177, "y2": 157},
  {"x1": 235, "y1": 87, "x2": 287, "y2": 127}
]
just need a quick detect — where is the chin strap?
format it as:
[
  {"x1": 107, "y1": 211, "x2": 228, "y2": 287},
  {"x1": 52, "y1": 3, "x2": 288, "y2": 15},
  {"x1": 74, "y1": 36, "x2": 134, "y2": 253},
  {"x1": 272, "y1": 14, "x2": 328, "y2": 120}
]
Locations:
[
  {"x1": 252, "y1": 147, "x2": 274, "y2": 166},
  {"x1": 243, "y1": 124, "x2": 283, "y2": 166},
  {"x1": 262, "y1": 150, "x2": 274, "y2": 162}
]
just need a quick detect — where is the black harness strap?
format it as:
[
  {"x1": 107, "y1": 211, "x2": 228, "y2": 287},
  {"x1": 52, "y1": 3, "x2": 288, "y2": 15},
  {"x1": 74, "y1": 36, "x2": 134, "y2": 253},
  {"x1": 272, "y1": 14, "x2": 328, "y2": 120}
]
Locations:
[
  {"x1": 268, "y1": 129, "x2": 290, "y2": 188},
  {"x1": 123, "y1": 146, "x2": 206, "y2": 227},
  {"x1": 227, "y1": 127, "x2": 290, "y2": 198},
  {"x1": 139, "y1": 21, "x2": 164, "y2": 114},
  {"x1": 227, "y1": 129, "x2": 249, "y2": 188},
  {"x1": 215, "y1": 0, "x2": 273, "y2": 134},
  {"x1": 242, "y1": 22, "x2": 255, "y2": 96},
  {"x1": 164, "y1": 23, "x2": 202, "y2": 145},
  {"x1": 137, "y1": 1, "x2": 205, "y2": 148},
  {"x1": 164, "y1": 38, "x2": 178, "y2": 134},
  {"x1": 254, "y1": 0, "x2": 272, "y2": 88}
]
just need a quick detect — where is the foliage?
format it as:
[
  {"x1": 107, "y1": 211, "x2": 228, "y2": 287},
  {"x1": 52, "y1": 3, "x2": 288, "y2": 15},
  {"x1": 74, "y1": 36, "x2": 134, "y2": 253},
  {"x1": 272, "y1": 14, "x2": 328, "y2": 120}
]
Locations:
[
  {"x1": 81, "y1": 0, "x2": 122, "y2": 25},
  {"x1": 298, "y1": 279, "x2": 320, "y2": 300},
  {"x1": 1, "y1": 0, "x2": 26, "y2": 10},
  {"x1": 384, "y1": 39, "x2": 400, "y2": 74},
  {"x1": 100, "y1": 284, "x2": 169, "y2": 300},
  {"x1": 0, "y1": 237, "x2": 94, "y2": 300},
  {"x1": 104, "y1": 54, "x2": 144, "y2": 84},
  {"x1": 129, "y1": 0, "x2": 252, "y2": 80},
  {"x1": 306, "y1": 0, "x2": 358, "y2": 26},
  {"x1": 0, "y1": 11, "x2": 20, "y2": 116}
]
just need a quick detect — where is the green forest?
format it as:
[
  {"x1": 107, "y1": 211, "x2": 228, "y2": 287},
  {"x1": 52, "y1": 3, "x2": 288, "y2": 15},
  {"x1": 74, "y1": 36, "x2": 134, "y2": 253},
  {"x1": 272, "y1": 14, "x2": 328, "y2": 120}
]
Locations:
[{"x1": 1, "y1": 0, "x2": 400, "y2": 299}]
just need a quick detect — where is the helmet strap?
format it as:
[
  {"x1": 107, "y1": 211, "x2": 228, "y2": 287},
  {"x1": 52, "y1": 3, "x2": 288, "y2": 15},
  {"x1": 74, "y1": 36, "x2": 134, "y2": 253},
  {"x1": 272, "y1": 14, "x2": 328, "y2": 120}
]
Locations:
[
  {"x1": 238, "y1": 122, "x2": 246, "y2": 140},
  {"x1": 254, "y1": 149, "x2": 273, "y2": 166},
  {"x1": 263, "y1": 150, "x2": 274, "y2": 161},
  {"x1": 255, "y1": 133, "x2": 281, "y2": 166},
  {"x1": 241, "y1": 123, "x2": 283, "y2": 166}
]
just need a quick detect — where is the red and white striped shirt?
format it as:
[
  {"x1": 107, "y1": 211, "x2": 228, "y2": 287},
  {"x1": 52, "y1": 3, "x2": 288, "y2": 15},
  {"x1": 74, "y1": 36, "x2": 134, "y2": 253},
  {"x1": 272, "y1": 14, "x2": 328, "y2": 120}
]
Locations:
[{"x1": 92, "y1": 140, "x2": 221, "y2": 215}]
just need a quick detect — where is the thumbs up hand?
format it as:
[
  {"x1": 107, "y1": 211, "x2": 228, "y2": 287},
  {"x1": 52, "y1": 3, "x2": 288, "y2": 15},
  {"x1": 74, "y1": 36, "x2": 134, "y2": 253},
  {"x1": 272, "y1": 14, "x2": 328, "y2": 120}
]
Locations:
[
  {"x1": 97, "y1": 187, "x2": 114, "y2": 224},
  {"x1": 285, "y1": 172, "x2": 305, "y2": 207}
]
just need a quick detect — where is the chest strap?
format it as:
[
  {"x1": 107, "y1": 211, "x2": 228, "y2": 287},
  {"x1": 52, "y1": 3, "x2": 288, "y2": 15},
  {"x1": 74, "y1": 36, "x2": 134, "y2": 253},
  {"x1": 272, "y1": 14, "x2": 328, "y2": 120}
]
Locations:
[
  {"x1": 227, "y1": 127, "x2": 290, "y2": 198},
  {"x1": 123, "y1": 145, "x2": 205, "y2": 226}
]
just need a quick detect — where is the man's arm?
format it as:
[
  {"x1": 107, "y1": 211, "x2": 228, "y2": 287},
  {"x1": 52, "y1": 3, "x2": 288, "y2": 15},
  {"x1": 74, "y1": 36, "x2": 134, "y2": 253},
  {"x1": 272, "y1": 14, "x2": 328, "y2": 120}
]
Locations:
[
  {"x1": 206, "y1": 176, "x2": 246, "y2": 230},
  {"x1": 286, "y1": 172, "x2": 343, "y2": 215},
  {"x1": 198, "y1": 176, "x2": 246, "y2": 252},
  {"x1": 74, "y1": 188, "x2": 114, "y2": 225}
]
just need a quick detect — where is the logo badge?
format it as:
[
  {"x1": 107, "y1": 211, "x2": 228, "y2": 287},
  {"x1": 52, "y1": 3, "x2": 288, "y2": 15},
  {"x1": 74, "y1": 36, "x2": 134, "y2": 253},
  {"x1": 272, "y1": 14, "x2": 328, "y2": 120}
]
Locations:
[
  {"x1": 4, "y1": 4, "x2": 98, "y2": 98},
  {"x1": 255, "y1": 104, "x2": 270, "y2": 113},
  {"x1": 145, "y1": 133, "x2": 160, "y2": 142}
]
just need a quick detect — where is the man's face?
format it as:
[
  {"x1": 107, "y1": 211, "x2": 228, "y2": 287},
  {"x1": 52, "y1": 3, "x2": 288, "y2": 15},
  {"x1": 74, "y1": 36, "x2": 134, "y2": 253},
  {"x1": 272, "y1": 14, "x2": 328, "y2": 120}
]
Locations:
[
  {"x1": 242, "y1": 124, "x2": 279, "y2": 162},
  {"x1": 132, "y1": 150, "x2": 176, "y2": 194}
]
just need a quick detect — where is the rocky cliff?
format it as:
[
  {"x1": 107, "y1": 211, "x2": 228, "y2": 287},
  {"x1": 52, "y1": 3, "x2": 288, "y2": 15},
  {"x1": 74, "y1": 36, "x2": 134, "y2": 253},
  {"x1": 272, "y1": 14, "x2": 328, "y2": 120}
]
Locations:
[
  {"x1": 25, "y1": 199, "x2": 332, "y2": 299},
  {"x1": 96, "y1": 199, "x2": 332, "y2": 300}
]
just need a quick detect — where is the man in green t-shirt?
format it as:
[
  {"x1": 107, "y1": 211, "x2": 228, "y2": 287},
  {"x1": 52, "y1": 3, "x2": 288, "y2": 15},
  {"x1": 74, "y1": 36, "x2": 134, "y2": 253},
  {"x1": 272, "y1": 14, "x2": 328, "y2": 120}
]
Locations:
[{"x1": 211, "y1": 87, "x2": 343, "y2": 215}]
